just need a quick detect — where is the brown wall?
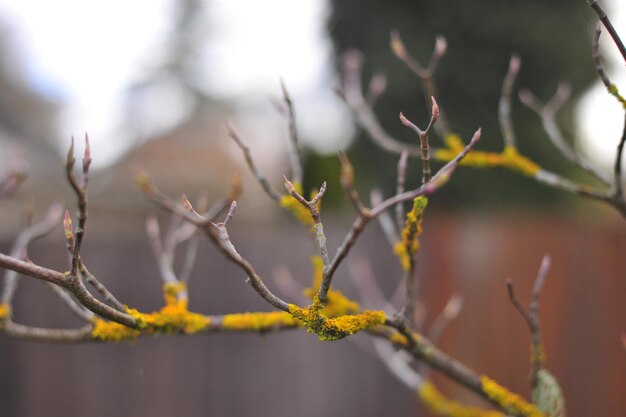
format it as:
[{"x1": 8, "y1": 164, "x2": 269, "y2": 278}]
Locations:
[{"x1": 0, "y1": 211, "x2": 624, "y2": 417}]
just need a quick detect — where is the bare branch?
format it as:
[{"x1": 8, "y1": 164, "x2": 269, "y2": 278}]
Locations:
[
  {"x1": 614, "y1": 114, "x2": 626, "y2": 200},
  {"x1": 588, "y1": 0, "x2": 626, "y2": 64},
  {"x1": 395, "y1": 150, "x2": 409, "y2": 232},
  {"x1": 370, "y1": 189, "x2": 400, "y2": 247},
  {"x1": 507, "y1": 255, "x2": 551, "y2": 387},
  {"x1": 519, "y1": 87, "x2": 612, "y2": 186},
  {"x1": 280, "y1": 79, "x2": 303, "y2": 185},
  {"x1": 227, "y1": 121, "x2": 282, "y2": 201},
  {"x1": 428, "y1": 293, "x2": 463, "y2": 345},
  {"x1": 338, "y1": 152, "x2": 367, "y2": 214},
  {"x1": 499, "y1": 55, "x2": 521, "y2": 148},
  {"x1": 592, "y1": 23, "x2": 613, "y2": 89}
]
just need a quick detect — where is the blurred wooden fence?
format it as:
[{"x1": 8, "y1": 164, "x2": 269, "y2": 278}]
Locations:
[{"x1": 0, "y1": 212, "x2": 624, "y2": 417}]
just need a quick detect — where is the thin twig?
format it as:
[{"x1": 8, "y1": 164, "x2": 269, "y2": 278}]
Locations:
[
  {"x1": 340, "y1": 51, "x2": 422, "y2": 157},
  {"x1": 592, "y1": 23, "x2": 612, "y2": 89},
  {"x1": 283, "y1": 177, "x2": 334, "y2": 302},
  {"x1": 428, "y1": 293, "x2": 463, "y2": 345},
  {"x1": 338, "y1": 152, "x2": 367, "y2": 214},
  {"x1": 79, "y1": 263, "x2": 125, "y2": 312},
  {"x1": 65, "y1": 136, "x2": 90, "y2": 277},
  {"x1": 370, "y1": 189, "x2": 399, "y2": 247},
  {"x1": 519, "y1": 87, "x2": 612, "y2": 186},
  {"x1": 325, "y1": 130, "x2": 481, "y2": 294},
  {"x1": 227, "y1": 121, "x2": 282, "y2": 202},
  {"x1": 46, "y1": 283, "x2": 95, "y2": 322},
  {"x1": 507, "y1": 255, "x2": 551, "y2": 387},
  {"x1": 614, "y1": 113, "x2": 626, "y2": 200},
  {"x1": 499, "y1": 55, "x2": 521, "y2": 148},
  {"x1": 395, "y1": 150, "x2": 409, "y2": 232},
  {"x1": 399, "y1": 96, "x2": 439, "y2": 184},
  {"x1": 144, "y1": 184, "x2": 290, "y2": 312},
  {"x1": 0, "y1": 158, "x2": 29, "y2": 200},
  {"x1": 390, "y1": 31, "x2": 450, "y2": 137},
  {"x1": 588, "y1": 0, "x2": 626, "y2": 64},
  {"x1": 280, "y1": 79, "x2": 303, "y2": 185}
]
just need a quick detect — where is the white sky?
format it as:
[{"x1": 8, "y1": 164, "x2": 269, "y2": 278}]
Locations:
[
  {"x1": 0, "y1": 0, "x2": 351, "y2": 168},
  {"x1": 0, "y1": 0, "x2": 623, "y2": 172}
]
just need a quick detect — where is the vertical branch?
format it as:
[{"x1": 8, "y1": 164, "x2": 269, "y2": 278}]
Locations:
[
  {"x1": 614, "y1": 114, "x2": 626, "y2": 200},
  {"x1": 280, "y1": 79, "x2": 303, "y2": 185},
  {"x1": 399, "y1": 96, "x2": 439, "y2": 184},
  {"x1": 65, "y1": 135, "x2": 91, "y2": 277},
  {"x1": 592, "y1": 23, "x2": 612, "y2": 89},
  {"x1": 227, "y1": 121, "x2": 282, "y2": 202},
  {"x1": 395, "y1": 150, "x2": 409, "y2": 232},
  {"x1": 499, "y1": 55, "x2": 521, "y2": 148},
  {"x1": 506, "y1": 255, "x2": 551, "y2": 387},
  {"x1": 283, "y1": 178, "x2": 334, "y2": 302},
  {"x1": 588, "y1": 0, "x2": 626, "y2": 64},
  {"x1": 390, "y1": 31, "x2": 450, "y2": 137},
  {"x1": 370, "y1": 189, "x2": 400, "y2": 247},
  {"x1": 338, "y1": 152, "x2": 367, "y2": 215}
]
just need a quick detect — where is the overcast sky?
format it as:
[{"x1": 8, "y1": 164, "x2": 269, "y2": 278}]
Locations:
[{"x1": 0, "y1": 0, "x2": 623, "y2": 172}]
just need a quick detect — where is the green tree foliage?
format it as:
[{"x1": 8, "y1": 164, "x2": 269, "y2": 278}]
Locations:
[{"x1": 315, "y1": 0, "x2": 597, "y2": 208}]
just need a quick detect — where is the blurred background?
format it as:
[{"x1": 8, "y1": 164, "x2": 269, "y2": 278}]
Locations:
[{"x1": 0, "y1": 0, "x2": 624, "y2": 416}]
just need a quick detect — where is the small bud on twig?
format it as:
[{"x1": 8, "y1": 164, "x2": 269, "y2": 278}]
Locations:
[
  {"x1": 63, "y1": 210, "x2": 74, "y2": 245},
  {"x1": 135, "y1": 170, "x2": 154, "y2": 195},
  {"x1": 66, "y1": 137, "x2": 76, "y2": 170},
  {"x1": 390, "y1": 30, "x2": 406, "y2": 59},
  {"x1": 283, "y1": 176, "x2": 296, "y2": 195},
  {"x1": 339, "y1": 152, "x2": 355, "y2": 188},
  {"x1": 431, "y1": 97, "x2": 440, "y2": 121},
  {"x1": 182, "y1": 194, "x2": 193, "y2": 212},
  {"x1": 82, "y1": 133, "x2": 92, "y2": 178},
  {"x1": 434, "y1": 35, "x2": 447, "y2": 57}
]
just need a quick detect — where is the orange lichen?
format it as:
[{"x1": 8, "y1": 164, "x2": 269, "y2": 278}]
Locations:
[
  {"x1": 393, "y1": 196, "x2": 428, "y2": 271},
  {"x1": 279, "y1": 182, "x2": 320, "y2": 229},
  {"x1": 480, "y1": 375, "x2": 545, "y2": 417},
  {"x1": 434, "y1": 135, "x2": 541, "y2": 177},
  {"x1": 222, "y1": 311, "x2": 299, "y2": 331},
  {"x1": 289, "y1": 296, "x2": 385, "y2": 341},
  {"x1": 303, "y1": 256, "x2": 360, "y2": 317},
  {"x1": 419, "y1": 381, "x2": 505, "y2": 417}
]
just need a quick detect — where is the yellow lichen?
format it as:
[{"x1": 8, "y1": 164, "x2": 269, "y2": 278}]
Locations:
[
  {"x1": 91, "y1": 318, "x2": 141, "y2": 342},
  {"x1": 388, "y1": 331, "x2": 410, "y2": 346},
  {"x1": 394, "y1": 196, "x2": 428, "y2": 271},
  {"x1": 0, "y1": 304, "x2": 11, "y2": 327},
  {"x1": 222, "y1": 311, "x2": 299, "y2": 331},
  {"x1": 279, "y1": 182, "x2": 320, "y2": 229},
  {"x1": 289, "y1": 296, "x2": 385, "y2": 341},
  {"x1": 480, "y1": 375, "x2": 545, "y2": 417},
  {"x1": 608, "y1": 84, "x2": 626, "y2": 109},
  {"x1": 163, "y1": 281, "x2": 187, "y2": 305},
  {"x1": 303, "y1": 256, "x2": 360, "y2": 317},
  {"x1": 419, "y1": 381, "x2": 505, "y2": 417},
  {"x1": 127, "y1": 299, "x2": 211, "y2": 334},
  {"x1": 434, "y1": 135, "x2": 541, "y2": 177},
  {"x1": 91, "y1": 297, "x2": 211, "y2": 342},
  {"x1": 530, "y1": 343, "x2": 546, "y2": 366}
]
